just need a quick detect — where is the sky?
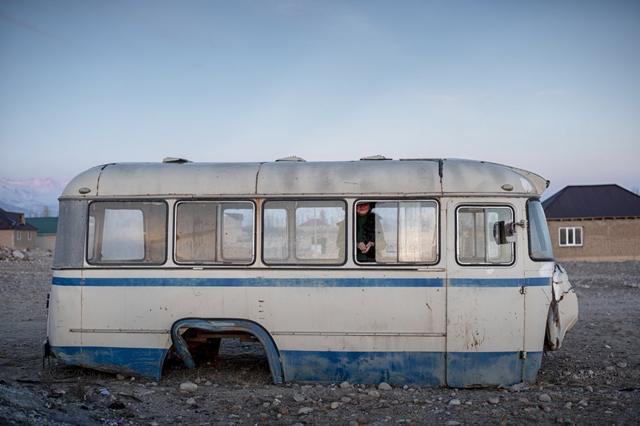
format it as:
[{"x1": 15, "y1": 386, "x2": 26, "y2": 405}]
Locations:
[{"x1": 0, "y1": 0, "x2": 639, "y2": 197}]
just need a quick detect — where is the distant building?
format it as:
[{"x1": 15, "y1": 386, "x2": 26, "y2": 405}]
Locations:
[
  {"x1": 26, "y1": 217, "x2": 58, "y2": 251},
  {"x1": 0, "y1": 208, "x2": 38, "y2": 249},
  {"x1": 543, "y1": 184, "x2": 640, "y2": 261}
]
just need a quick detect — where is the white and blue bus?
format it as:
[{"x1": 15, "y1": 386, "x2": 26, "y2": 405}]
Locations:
[{"x1": 46, "y1": 157, "x2": 578, "y2": 387}]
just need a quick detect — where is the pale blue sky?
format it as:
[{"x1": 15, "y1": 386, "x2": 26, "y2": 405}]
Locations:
[{"x1": 1, "y1": 0, "x2": 639, "y2": 196}]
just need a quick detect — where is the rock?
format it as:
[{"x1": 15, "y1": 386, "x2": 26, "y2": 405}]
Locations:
[
  {"x1": 340, "y1": 396, "x2": 352, "y2": 403},
  {"x1": 179, "y1": 381, "x2": 198, "y2": 393},
  {"x1": 297, "y1": 407, "x2": 313, "y2": 415},
  {"x1": 368, "y1": 390, "x2": 380, "y2": 398},
  {"x1": 49, "y1": 388, "x2": 66, "y2": 398},
  {"x1": 186, "y1": 397, "x2": 197, "y2": 407},
  {"x1": 605, "y1": 366, "x2": 616, "y2": 372},
  {"x1": 339, "y1": 381, "x2": 352, "y2": 389},
  {"x1": 539, "y1": 393, "x2": 552, "y2": 403},
  {"x1": 564, "y1": 402, "x2": 573, "y2": 409},
  {"x1": 509, "y1": 382, "x2": 529, "y2": 392},
  {"x1": 585, "y1": 386, "x2": 593, "y2": 392},
  {"x1": 616, "y1": 362, "x2": 627, "y2": 368},
  {"x1": 330, "y1": 402, "x2": 340, "y2": 409},
  {"x1": 448, "y1": 398, "x2": 461, "y2": 406},
  {"x1": 116, "y1": 374, "x2": 125, "y2": 380},
  {"x1": 446, "y1": 421, "x2": 461, "y2": 426},
  {"x1": 12, "y1": 250, "x2": 24, "y2": 260},
  {"x1": 488, "y1": 397, "x2": 499, "y2": 404},
  {"x1": 378, "y1": 382, "x2": 392, "y2": 391},
  {"x1": 109, "y1": 400, "x2": 126, "y2": 409},
  {"x1": 98, "y1": 388, "x2": 110, "y2": 397},
  {"x1": 293, "y1": 394, "x2": 305, "y2": 403},
  {"x1": 578, "y1": 399, "x2": 588, "y2": 407},
  {"x1": 204, "y1": 381, "x2": 212, "y2": 386}
]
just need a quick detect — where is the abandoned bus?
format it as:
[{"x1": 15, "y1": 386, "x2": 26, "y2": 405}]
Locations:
[{"x1": 46, "y1": 157, "x2": 578, "y2": 387}]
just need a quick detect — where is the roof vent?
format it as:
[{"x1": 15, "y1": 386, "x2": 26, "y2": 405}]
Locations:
[
  {"x1": 275, "y1": 156, "x2": 306, "y2": 162},
  {"x1": 162, "y1": 157, "x2": 191, "y2": 164},
  {"x1": 360, "y1": 155, "x2": 391, "y2": 161}
]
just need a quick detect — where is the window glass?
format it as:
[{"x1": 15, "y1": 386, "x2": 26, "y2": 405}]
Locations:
[
  {"x1": 355, "y1": 200, "x2": 438, "y2": 264},
  {"x1": 263, "y1": 200, "x2": 346, "y2": 264},
  {"x1": 175, "y1": 201, "x2": 254, "y2": 263},
  {"x1": 263, "y1": 206, "x2": 289, "y2": 262},
  {"x1": 527, "y1": 200, "x2": 554, "y2": 260},
  {"x1": 221, "y1": 204, "x2": 254, "y2": 261},
  {"x1": 559, "y1": 226, "x2": 583, "y2": 247},
  {"x1": 457, "y1": 206, "x2": 514, "y2": 265},
  {"x1": 88, "y1": 201, "x2": 166, "y2": 264}
]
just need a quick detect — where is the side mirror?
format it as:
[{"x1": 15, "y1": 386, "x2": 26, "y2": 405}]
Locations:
[{"x1": 493, "y1": 221, "x2": 517, "y2": 245}]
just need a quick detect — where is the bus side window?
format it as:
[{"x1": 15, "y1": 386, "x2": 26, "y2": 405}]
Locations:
[
  {"x1": 87, "y1": 201, "x2": 167, "y2": 265},
  {"x1": 175, "y1": 201, "x2": 254, "y2": 264},
  {"x1": 263, "y1": 200, "x2": 346, "y2": 265},
  {"x1": 354, "y1": 200, "x2": 438, "y2": 265},
  {"x1": 457, "y1": 206, "x2": 514, "y2": 265}
]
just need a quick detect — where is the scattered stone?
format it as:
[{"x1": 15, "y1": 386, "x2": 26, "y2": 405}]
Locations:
[
  {"x1": 616, "y1": 362, "x2": 627, "y2": 368},
  {"x1": 179, "y1": 381, "x2": 198, "y2": 393},
  {"x1": 330, "y1": 402, "x2": 340, "y2": 409},
  {"x1": 539, "y1": 394, "x2": 552, "y2": 403},
  {"x1": 340, "y1": 396, "x2": 352, "y2": 403},
  {"x1": 448, "y1": 398, "x2": 461, "y2": 406},
  {"x1": 509, "y1": 382, "x2": 529, "y2": 392},
  {"x1": 99, "y1": 388, "x2": 110, "y2": 397},
  {"x1": 298, "y1": 407, "x2": 313, "y2": 415},
  {"x1": 578, "y1": 399, "x2": 588, "y2": 407},
  {"x1": 293, "y1": 393, "x2": 305, "y2": 403},
  {"x1": 605, "y1": 366, "x2": 616, "y2": 372},
  {"x1": 204, "y1": 381, "x2": 212, "y2": 386},
  {"x1": 585, "y1": 386, "x2": 593, "y2": 392},
  {"x1": 186, "y1": 397, "x2": 197, "y2": 407},
  {"x1": 378, "y1": 382, "x2": 392, "y2": 391},
  {"x1": 604, "y1": 344, "x2": 611, "y2": 349},
  {"x1": 564, "y1": 402, "x2": 573, "y2": 409},
  {"x1": 488, "y1": 397, "x2": 500, "y2": 404},
  {"x1": 109, "y1": 400, "x2": 126, "y2": 410},
  {"x1": 12, "y1": 250, "x2": 25, "y2": 260},
  {"x1": 368, "y1": 390, "x2": 381, "y2": 398},
  {"x1": 340, "y1": 381, "x2": 351, "y2": 389},
  {"x1": 116, "y1": 374, "x2": 125, "y2": 380},
  {"x1": 446, "y1": 421, "x2": 461, "y2": 426}
]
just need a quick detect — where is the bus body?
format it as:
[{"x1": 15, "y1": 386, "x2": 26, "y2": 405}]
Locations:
[{"x1": 46, "y1": 158, "x2": 578, "y2": 387}]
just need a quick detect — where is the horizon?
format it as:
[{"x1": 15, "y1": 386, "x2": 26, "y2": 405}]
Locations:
[{"x1": 1, "y1": 0, "x2": 638, "y2": 199}]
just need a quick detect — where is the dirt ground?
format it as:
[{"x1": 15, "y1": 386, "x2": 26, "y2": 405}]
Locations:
[{"x1": 1, "y1": 256, "x2": 638, "y2": 425}]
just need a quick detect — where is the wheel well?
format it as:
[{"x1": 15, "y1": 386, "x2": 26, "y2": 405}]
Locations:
[{"x1": 170, "y1": 318, "x2": 284, "y2": 384}]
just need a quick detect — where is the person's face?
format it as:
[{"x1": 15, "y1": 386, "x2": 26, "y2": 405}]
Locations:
[{"x1": 356, "y1": 203, "x2": 371, "y2": 216}]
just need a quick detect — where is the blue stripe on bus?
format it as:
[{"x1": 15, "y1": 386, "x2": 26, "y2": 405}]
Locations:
[
  {"x1": 52, "y1": 276, "x2": 550, "y2": 288},
  {"x1": 449, "y1": 277, "x2": 550, "y2": 287},
  {"x1": 51, "y1": 277, "x2": 444, "y2": 287},
  {"x1": 51, "y1": 345, "x2": 543, "y2": 386},
  {"x1": 51, "y1": 346, "x2": 168, "y2": 380}
]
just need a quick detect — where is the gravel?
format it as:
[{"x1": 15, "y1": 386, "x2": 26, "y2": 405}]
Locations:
[{"x1": 1, "y1": 256, "x2": 639, "y2": 425}]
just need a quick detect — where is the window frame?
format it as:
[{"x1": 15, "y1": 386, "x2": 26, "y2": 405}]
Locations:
[
  {"x1": 526, "y1": 198, "x2": 555, "y2": 262},
  {"x1": 558, "y1": 226, "x2": 583, "y2": 247},
  {"x1": 85, "y1": 199, "x2": 169, "y2": 266},
  {"x1": 173, "y1": 199, "x2": 257, "y2": 266},
  {"x1": 352, "y1": 198, "x2": 440, "y2": 267},
  {"x1": 261, "y1": 198, "x2": 348, "y2": 267},
  {"x1": 455, "y1": 203, "x2": 516, "y2": 267}
]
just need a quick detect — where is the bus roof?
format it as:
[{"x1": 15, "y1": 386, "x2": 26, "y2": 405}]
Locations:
[{"x1": 60, "y1": 159, "x2": 549, "y2": 199}]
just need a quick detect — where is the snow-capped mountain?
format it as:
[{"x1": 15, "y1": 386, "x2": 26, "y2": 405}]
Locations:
[{"x1": 0, "y1": 177, "x2": 66, "y2": 217}]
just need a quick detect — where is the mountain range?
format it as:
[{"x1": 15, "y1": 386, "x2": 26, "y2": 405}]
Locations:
[{"x1": 0, "y1": 177, "x2": 66, "y2": 217}]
